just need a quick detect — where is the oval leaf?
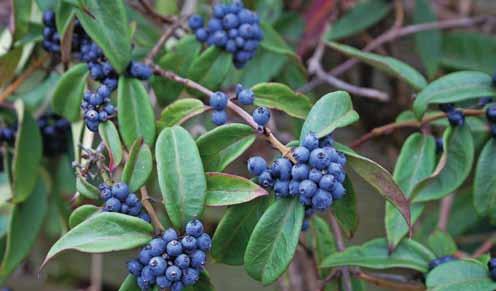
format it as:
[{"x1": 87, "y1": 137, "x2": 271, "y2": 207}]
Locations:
[
  {"x1": 42, "y1": 212, "x2": 153, "y2": 267},
  {"x1": 76, "y1": 177, "x2": 100, "y2": 200},
  {"x1": 158, "y1": 98, "x2": 206, "y2": 129},
  {"x1": 474, "y1": 139, "x2": 496, "y2": 216},
  {"x1": 427, "y1": 230, "x2": 457, "y2": 257},
  {"x1": 121, "y1": 140, "x2": 153, "y2": 193},
  {"x1": 311, "y1": 216, "x2": 337, "y2": 278},
  {"x1": 187, "y1": 47, "x2": 232, "y2": 91},
  {"x1": 118, "y1": 77, "x2": 156, "y2": 148},
  {"x1": 252, "y1": 82, "x2": 312, "y2": 119},
  {"x1": 196, "y1": 123, "x2": 255, "y2": 172},
  {"x1": 99, "y1": 121, "x2": 123, "y2": 166},
  {"x1": 426, "y1": 260, "x2": 496, "y2": 291},
  {"x1": 155, "y1": 126, "x2": 207, "y2": 229},
  {"x1": 300, "y1": 91, "x2": 359, "y2": 141},
  {"x1": 332, "y1": 178, "x2": 358, "y2": 238},
  {"x1": 69, "y1": 205, "x2": 100, "y2": 229},
  {"x1": 327, "y1": 42, "x2": 428, "y2": 91},
  {"x1": 320, "y1": 238, "x2": 435, "y2": 273},
  {"x1": 206, "y1": 172, "x2": 268, "y2": 207},
  {"x1": 52, "y1": 63, "x2": 88, "y2": 121},
  {"x1": 244, "y1": 198, "x2": 304, "y2": 284}
]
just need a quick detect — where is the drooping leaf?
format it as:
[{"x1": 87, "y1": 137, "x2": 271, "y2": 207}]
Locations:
[
  {"x1": 252, "y1": 82, "x2": 311, "y2": 119},
  {"x1": 42, "y1": 213, "x2": 153, "y2": 267},
  {"x1": 414, "y1": 0, "x2": 441, "y2": 78},
  {"x1": 68, "y1": 205, "x2": 100, "y2": 229},
  {"x1": 326, "y1": 42, "x2": 428, "y2": 91},
  {"x1": 52, "y1": 63, "x2": 88, "y2": 121},
  {"x1": 205, "y1": 173, "x2": 268, "y2": 207},
  {"x1": 427, "y1": 230, "x2": 457, "y2": 257},
  {"x1": 196, "y1": 123, "x2": 255, "y2": 172},
  {"x1": 155, "y1": 126, "x2": 206, "y2": 229},
  {"x1": 320, "y1": 238, "x2": 435, "y2": 273},
  {"x1": 332, "y1": 178, "x2": 358, "y2": 238},
  {"x1": 117, "y1": 77, "x2": 156, "y2": 148},
  {"x1": 474, "y1": 139, "x2": 496, "y2": 216},
  {"x1": 211, "y1": 196, "x2": 270, "y2": 265},
  {"x1": 76, "y1": 177, "x2": 100, "y2": 200},
  {"x1": 98, "y1": 121, "x2": 123, "y2": 166},
  {"x1": 300, "y1": 91, "x2": 359, "y2": 140},
  {"x1": 244, "y1": 198, "x2": 304, "y2": 284},
  {"x1": 75, "y1": 0, "x2": 132, "y2": 73},
  {"x1": 311, "y1": 216, "x2": 336, "y2": 278},
  {"x1": 426, "y1": 260, "x2": 496, "y2": 291},
  {"x1": 157, "y1": 98, "x2": 206, "y2": 129},
  {"x1": 121, "y1": 140, "x2": 153, "y2": 193},
  {"x1": 412, "y1": 126, "x2": 474, "y2": 202},
  {"x1": 12, "y1": 101, "x2": 42, "y2": 203},
  {"x1": 413, "y1": 71, "x2": 496, "y2": 118},
  {"x1": 187, "y1": 47, "x2": 232, "y2": 91}
]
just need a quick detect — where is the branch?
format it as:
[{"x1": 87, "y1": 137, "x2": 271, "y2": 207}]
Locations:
[
  {"x1": 145, "y1": 21, "x2": 182, "y2": 65},
  {"x1": 0, "y1": 55, "x2": 47, "y2": 102},
  {"x1": 472, "y1": 234, "x2": 496, "y2": 258},
  {"x1": 130, "y1": 0, "x2": 176, "y2": 24},
  {"x1": 140, "y1": 187, "x2": 165, "y2": 233},
  {"x1": 437, "y1": 195, "x2": 454, "y2": 231},
  {"x1": 353, "y1": 270, "x2": 426, "y2": 291}
]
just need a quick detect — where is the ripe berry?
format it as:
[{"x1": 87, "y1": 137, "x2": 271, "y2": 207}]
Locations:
[
  {"x1": 258, "y1": 170, "x2": 274, "y2": 188},
  {"x1": 212, "y1": 110, "x2": 227, "y2": 125},
  {"x1": 137, "y1": 276, "x2": 151, "y2": 290},
  {"x1": 128, "y1": 204, "x2": 142, "y2": 216},
  {"x1": 488, "y1": 258, "x2": 496, "y2": 270},
  {"x1": 247, "y1": 156, "x2": 267, "y2": 176},
  {"x1": 85, "y1": 110, "x2": 99, "y2": 122},
  {"x1": 166, "y1": 240, "x2": 183, "y2": 256},
  {"x1": 312, "y1": 189, "x2": 333, "y2": 211},
  {"x1": 209, "y1": 92, "x2": 228, "y2": 110},
  {"x1": 447, "y1": 110, "x2": 464, "y2": 126},
  {"x1": 97, "y1": 85, "x2": 111, "y2": 99},
  {"x1": 166, "y1": 265, "x2": 182, "y2": 281},
  {"x1": 175, "y1": 254, "x2": 191, "y2": 269},
  {"x1": 237, "y1": 89, "x2": 254, "y2": 105},
  {"x1": 42, "y1": 10, "x2": 55, "y2": 26},
  {"x1": 195, "y1": 28, "x2": 209, "y2": 42},
  {"x1": 301, "y1": 219, "x2": 310, "y2": 231},
  {"x1": 308, "y1": 168, "x2": 323, "y2": 183},
  {"x1": 139, "y1": 247, "x2": 153, "y2": 264},
  {"x1": 213, "y1": 30, "x2": 228, "y2": 46},
  {"x1": 100, "y1": 188, "x2": 112, "y2": 200},
  {"x1": 328, "y1": 163, "x2": 345, "y2": 183},
  {"x1": 299, "y1": 180, "x2": 317, "y2": 197},
  {"x1": 156, "y1": 276, "x2": 172, "y2": 288},
  {"x1": 182, "y1": 268, "x2": 200, "y2": 286},
  {"x1": 486, "y1": 105, "x2": 496, "y2": 122},
  {"x1": 197, "y1": 233, "x2": 212, "y2": 251},
  {"x1": 293, "y1": 146, "x2": 310, "y2": 163},
  {"x1": 271, "y1": 158, "x2": 292, "y2": 180},
  {"x1": 274, "y1": 180, "x2": 289, "y2": 197},
  {"x1": 188, "y1": 15, "x2": 204, "y2": 31},
  {"x1": 171, "y1": 281, "x2": 184, "y2": 291},
  {"x1": 139, "y1": 212, "x2": 151, "y2": 223},
  {"x1": 319, "y1": 175, "x2": 335, "y2": 191},
  {"x1": 186, "y1": 219, "x2": 204, "y2": 238},
  {"x1": 222, "y1": 13, "x2": 239, "y2": 29},
  {"x1": 252, "y1": 107, "x2": 270, "y2": 127},
  {"x1": 190, "y1": 250, "x2": 206, "y2": 268},
  {"x1": 320, "y1": 135, "x2": 334, "y2": 147},
  {"x1": 435, "y1": 138, "x2": 444, "y2": 154},
  {"x1": 291, "y1": 164, "x2": 309, "y2": 181},
  {"x1": 181, "y1": 235, "x2": 198, "y2": 251},
  {"x1": 112, "y1": 182, "x2": 129, "y2": 201},
  {"x1": 207, "y1": 18, "x2": 222, "y2": 32},
  {"x1": 309, "y1": 148, "x2": 330, "y2": 170},
  {"x1": 302, "y1": 133, "x2": 319, "y2": 150},
  {"x1": 125, "y1": 193, "x2": 140, "y2": 206},
  {"x1": 162, "y1": 228, "x2": 178, "y2": 243},
  {"x1": 104, "y1": 197, "x2": 121, "y2": 212},
  {"x1": 438, "y1": 103, "x2": 454, "y2": 113},
  {"x1": 149, "y1": 256, "x2": 167, "y2": 276},
  {"x1": 288, "y1": 180, "x2": 300, "y2": 196},
  {"x1": 479, "y1": 96, "x2": 493, "y2": 106},
  {"x1": 149, "y1": 238, "x2": 167, "y2": 256},
  {"x1": 141, "y1": 266, "x2": 156, "y2": 283},
  {"x1": 213, "y1": 4, "x2": 226, "y2": 18},
  {"x1": 127, "y1": 259, "x2": 143, "y2": 276}
]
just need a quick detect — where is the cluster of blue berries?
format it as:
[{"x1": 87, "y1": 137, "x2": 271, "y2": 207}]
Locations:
[
  {"x1": 37, "y1": 113, "x2": 71, "y2": 157},
  {"x1": 428, "y1": 255, "x2": 455, "y2": 271},
  {"x1": 188, "y1": 1, "x2": 263, "y2": 68},
  {"x1": 486, "y1": 105, "x2": 496, "y2": 138},
  {"x1": 41, "y1": 11, "x2": 61, "y2": 53},
  {"x1": 247, "y1": 133, "x2": 347, "y2": 230},
  {"x1": 209, "y1": 84, "x2": 255, "y2": 125},
  {"x1": 488, "y1": 257, "x2": 496, "y2": 280},
  {"x1": 99, "y1": 182, "x2": 150, "y2": 223},
  {"x1": 128, "y1": 220, "x2": 211, "y2": 290},
  {"x1": 438, "y1": 104, "x2": 464, "y2": 126}
]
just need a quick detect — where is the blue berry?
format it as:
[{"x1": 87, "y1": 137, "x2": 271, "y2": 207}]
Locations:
[
  {"x1": 288, "y1": 180, "x2": 300, "y2": 196},
  {"x1": 438, "y1": 103, "x2": 454, "y2": 113},
  {"x1": 137, "y1": 276, "x2": 151, "y2": 290},
  {"x1": 97, "y1": 85, "x2": 111, "y2": 99},
  {"x1": 328, "y1": 163, "x2": 345, "y2": 183},
  {"x1": 139, "y1": 246, "x2": 153, "y2": 264},
  {"x1": 238, "y1": 10, "x2": 254, "y2": 24},
  {"x1": 190, "y1": 250, "x2": 206, "y2": 268},
  {"x1": 182, "y1": 268, "x2": 200, "y2": 286},
  {"x1": 125, "y1": 193, "x2": 140, "y2": 206},
  {"x1": 162, "y1": 228, "x2": 178, "y2": 243},
  {"x1": 121, "y1": 204, "x2": 129, "y2": 214},
  {"x1": 299, "y1": 180, "x2": 317, "y2": 197},
  {"x1": 103, "y1": 197, "x2": 121, "y2": 212},
  {"x1": 100, "y1": 188, "x2": 112, "y2": 200},
  {"x1": 171, "y1": 281, "x2": 185, "y2": 291},
  {"x1": 274, "y1": 180, "x2": 289, "y2": 197},
  {"x1": 166, "y1": 265, "x2": 182, "y2": 282},
  {"x1": 104, "y1": 77, "x2": 118, "y2": 91},
  {"x1": 213, "y1": 30, "x2": 228, "y2": 47},
  {"x1": 228, "y1": 29, "x2": 238, "y2": 38},
  {"x1": 98, "y1": 111, "x2": 108, "y2": 122},
  {"x1": 175, "y1": 254, "x2": 191, "y2": 269},
  {"x1": 181, "y1": 235, "x2": 198, "y2": 251},
  {"x1": 104, "y1": 104, "x2": 116, "y2": 115},
  {"x1": 207, "y1": 18, "x2": 222, "y2": 32},
  {"x1": 332, "y1": 183, "x2": 346, "y2": 200},
  {"x1": 487, "y1": 105, "x2": 496, "y2": 122},
  {"x1": 209, "y1": 92, "x2": 228, "y2": 110},
  {"x1": 195, "y1": 28, "x2": 209, "y2": 42},
  {"x1": 212, "y1": 4, "x2": 226, "y2": 18},
  {"x1": 127, "y1": 259, "x2": 143, "y2": 276},
  {"x1": 312, "y1": 189, "x2": 333, "y2": 211},
  {"x1": 237, "y1": 88, "x2": 254, "y2": 105},
  {"x1": 167, "y1": 240, "x2": 183, "y2": 256},
  {"x1": 225, "y1": 40, "x2": 237, "y2": 53},
  {"x1": 490, "y1": 124, "x2": 496, "y2": 138},
  {"x1": 223, "y1": 13, "x2": 239, "y2": 29},
  {"x1": 258, "y1": 170, "x2": 274, "y2": 188},
  {"x1": 293, "y1": 146, "x2": 310, "y2": 163},
  {"x1": 309, "y1": 148, "x2": 330, "y2": 170},
  {"x1": 128, "y1": 62, "x2": 152, "y2": 80},
  {"x1": 212, "y1": 110, "x2": 227, "y2": 126},
  {"x1": 336, "y1": 152, "x2": 346, "y2": 165},
  {"x1": 186, "y1": 219, "x2": 204, "y2": 238},
  {"x1": 112, "y1": 182, "x2": 129, "y2": 201},
  {"x1": 89, "y1": 64, "x2": 104, "y2": 80},
  {"x1": 197, "y1": 233, "x2": 212, "y2": 251},
  {"x1": 86, "y1": 120, "x2": 99, "y2": 132},
  {"x1": 435, "y1": 138, "x2": 444, "y2": 153},
  {"x1": 252, "y1": 107, "x2": 270, "y2": 127},
  {"x1": 141, "y1": 265, "x2": 155, "y2": 283},
  {"x1": 239, "y1": 24, "x2": 254, "y2": 38},
  {"x1": 85, "y1": 110, "x2": 99, "y2": 122},
  {"x1": 291, "y1": 164, "x2": 309, "y2": 181},
  {"x1": 308, "y1": 168, "x2": 323, "y2": 183},
  {"x1": 271, "y1": 158, "x2": 292, "y2": 180},
  {"x1": 188, "y1": 15, "x2": 204, "y2": 31},
  {"x1": 42, "y1": 10, "x2": 55, "y2": 26},
  {"x1": 140, "y1": 212, "x2": 151, "y2": 223},
  {"x1": 247, "y1": 156, "x2": 267, "y2": 176},
  {"x1": 479, "y1": 96, "x2": 493, "y2": 106},
  {"x1": 302, "y1": 133, "x2": 319, "y2": 150},
  {"x1": 149, "y1": 256, "x2": 167, "y2": 276},
  {"x1": 447, "y1": 110, "x2": 464, "y2": 126},
  {"x1": 156, "y1": 276, "x2": 172, "y2": 288},
  {"x1": 299, "y1": 195, "x2": 312, "y2": 206},
  {"x1": 301, "y1": 219, "x2": 310, "y2": 231},
  {"x1": 88, "y1": 92, "x2": 103, "y2": 106},
  {"x1": 319, "y1": 175, "x2": 335, "y2": 191},
  {"x1": 488, "y1": 258, "x2": 496, "y2": 270},
  {"x1": 128, "y1": 204, "x2": 142, "y2": 216},
  {"x1": 149, "y1": 238, "x2": 167, "y2": 256},
  {"x1": 320, "y1": 135, "x2": 334, "y2": 147}
]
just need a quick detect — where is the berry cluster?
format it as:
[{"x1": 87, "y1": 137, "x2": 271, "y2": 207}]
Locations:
[
  {"x1": 208, "y1": 84, "x2": 255, "y2": 126},
  {"x1": 247, "y1": 133, "x2": 347, "y2": 230},
  {"x1": 41, "y1": 11, "x2": 61, "y2": 54},
  {"x1": 128, "y1": 220, "x2": 211, "y2": 290},
  {"x1": 99, "y1": 182, "x2": 150, "y2": 223},
  {"x1": 428, "y1": 255, "x2": 455, "y2": 271},
  {"x1": 438, "y1": 104, "x2": 464, "y2": 126},
  {"x1": 486, "y1": 105, "x2": 496, "y2": 138},
  {"x1": 37, "y1": 113, "x2": 71, "y2": 157},
  {"x1": 188, "y1": 1, "x2": 263, "y2": 68},
  {"x1": 488, "y1": 257, "x2": 496, "y2": 281}
]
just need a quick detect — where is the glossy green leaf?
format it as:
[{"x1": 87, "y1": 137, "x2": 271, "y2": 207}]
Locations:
[
  {"x1": 12, "y1": 0, "x2": 31, "y2": 41},
  {"x1": 414, "y1": 0, "x2": 441, "y2": 78},
  {"x1": 427, "y1": 230, "x2": 457, "y2": 257},
  {"x1": 12, "y1": 101, "x2": 42, "y2": 203},
  {"x1": 311, "y1": 216, "x2": 336, "y2": 278},
  {"x1": 474, "y1": 139, "x2": 496, "y2": 216},
  {"x1": 69, "y1": 205, "x2": 99, "y2": 229},
  {"x1": 42, "y1": 213, "x2": 153, "y2": 267},
  {"x1": 121, "y1": 140, "x2": 153, "y2": 193},
  {"x1": 325, "y1": 0, "x2": 391, "y2": 41},
  {"x1": 327, "y1": 42, "x2": 427, "y2": 90},
  {"x1": 35, "y1": 0, "x2": 57, "y2": 10},
  {"x1": 413, "y1": 71, "x2": 496, "y2": 118},
  {"x1": 412, "y1": 126, "x2": 474, "y2": 202},
  {"x1": 332, "y1": 178, "x2": 358, "y2": 238},
  {"x1": 196, "y1": 123, "x2": 255, "y2": 172},
  {"x1": 76, "y1": 177, "x2": 100, "y2": 200},
  {"x1": 75, "y1": 0, "x2": 131, "y2": 73},
  {"x1": 117, "y1": 77, "x2": 156, "y2": 148},
  {"x1": 244, "y1": 198, "x2": 304, "y2": 284},
  {"x1": 188, "y1": 47, "x2": 232, "y2": 91},
  {"x1": 52, "y1": 63, "x2": 88, "y2": 121},
  {"x1": 0, "y1": 179, "x2": 47, "y2": 280},
  {"x1": 205, "y1": 172, "x2": 268, "y2": 207},
  {"x1": 300, "y1": 91, "x2": 359, "y2": 140},
  {"x1": 320, "y1": 238, "x2": 435, "y2": 273},
  {"x1": 99, "y1": 121, "x2": 123, "y2": 166},
  {"x1": 56, "y1": 0, "x2": 75, "y2": 36},
  {"x1": 155, "y1": 126, "x2": 206, "y2": 229},
  {"x1": 426, "y1": 260, "x2": 496, "y2": 291},
  {"x1": 119, "y1": 274, "x2": 140, "y2": 291},
  {"x1": 252, "y1": 82, "x2": 311, "y2": 119},
  {"x1": 211, "y1": 197, "x2": 270, "y2": 265},
  {"x1": 157, "y1": 98, "x2": 205, "y2": 129}
]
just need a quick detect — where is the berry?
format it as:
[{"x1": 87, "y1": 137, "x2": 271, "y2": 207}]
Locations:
[
  {"x1": 209, "y1": 92, "x2": 228, "y2": 110},
  {"x1": 308, "y1": 168, "x2": 323, "y2": 183},
  {"x1": 96, "y1": 85, "x2": 111, "y2": 99},
  {"x1": 312, "y1": 189, "x2": 333, "y2": 211},
  {"x1": 486, "y1": 105, "x2": 496, "y2": 122},
  {"x1": 128, "y1": 62, "x2": 152, "y2": 80},
  {"x1": 302, "y1": 133, "x2": 319, "y2": 150},
  {"x1": 332, "y1": 183, "x2": 346, "y2": 200},
  {"x1": 299, "y1": 180, "x2": 317, "y2": 197},
  {"x1": 175, "y1": 254, "x2": 191, "y2": 269},
  {"x1": 139, "y1": 247, "x2": 154, "y2": 264},
  {"x1": 271, "y1": 158, "x2": 292, "y2": 180},
  {"x1": 166, "y1": 240, "x2": 183, "y2": 256},
  {"x1": 223, "y1": 13, "x2": 239, "y2": 29},
  {"x1": 438, "y1": 103, "x2": 455, "y2": 113},
  {"x1": 188, "y1": 15, "x2": 204, "y2": 31},
  {"x1": 435, "y1": 138, "x2": 443, "y2": 154},
  {"x1": 127, "y1": 259, "x2": 143, "y2": 276},
  {"x1": 237, "y1": 88, "x2": 254, "y2": 105},
  {"x1": 190, "y1": 250, "x2": 206, "y2": 268},
  {"x1": 447, "y1": 110, "x2": 464, "y2": 126},
  {"x1": 186, "y1": 219, "x2": 204, "y2": 238},
  {"x1": 291, "y1": 164, "x2": 309, "y2": 181},
  {"x1": 207, "y1": 18, "x2": 222, "y2": 32},
  {"x1": 140, "y1": 212, "x2": 151, "y2": 223},
  {"x1": 301, "y1": 219, "x2": 310, "y2": 231},
  {"x1": 125, "y1": 193, "x2": 140, "y2": 206},
  {"x1": 112, "y1": 182, "x2": 129, "y2": 201},
  {"x1": 213, "y1": 4, "x2": 226, "y2": 18},
  {"x1": 293, "y1": 146, "x2": 310, "y2": 163},
  {"x1": 42, "y1": 10, "x2": 55, "y2": 27},
  {"x1": 137, "y1": 276, "x2": 151, "y2": 290},
  {"x1": 247, "y1": 156, "x2": 267, "y2": 176},
  {"x1": 103, "y1": 197, "x2": 121, "y2": 212},
  {"x1": 319, "y1": 175, "x2": 335, "y2": 191},
  {"x1": 479, "y1": 96, "x2": 493, "y2": 106},
  {"x1": 182, "y1": 268, "x2": 200, "y2": 286},
  {"x1": 166, "y1": 265, "x2": 182, "y2": 281},
  {"x1": 149, "y1": 256, "x2": 167, "y2": 276},
  {"x1": 320, "y1": 135, "x2": 334, "y2": 147},
  {"x1": 258, "y1": 170, "x2": 274, "y2": 188},
  {"x1": 488, "y1": 258, "x2": 496, "y2": 270},
  {"x1": 212, "y1": 30, "x2": 228, "y2": 46},
  {"x1": 328, "y1": 163, "x2": 345, "y2": 183},
  {"x1": 252, "y1": 107, "x2": 270, "y2": 127},
  {"x1": 309, "y1": 148, "x2": 330, "y2": 170},
  {"x1": 197, "y1": 233, "x2": 212, "y2": 251},
  {"x1": 491, "y1": 269, "x2": 496, "y2": 282},
  {"x1": 128, "y1": 204, "x2": 142, "y2": 216},
  {"x1": 100, "y1": 188, "x2": 112, "y2": 200},
  {"x1": 212, "y1": 110, "x2": 228, "y2": 126},
  {"x1": 288, "y1": 180, "x2": 300, "y2": 196},
  {"x1": 181, "y1": 235, "x2": 198, "y2": 251},
  {"x1": 156, "y1": 276, "x2": 172, "y2": 288},
  {"x1": 274, "y1": 180, "x2": 289, "y2": 197},
  {"x1": 162, "y1": 228, "x2": 179, "y2": 243},
  {"x1": 149, "y1": 238, "x2": 167, "y2": 256},
  {"x1": 171, "y1": 282, "x2": 184, "y2": 291}
]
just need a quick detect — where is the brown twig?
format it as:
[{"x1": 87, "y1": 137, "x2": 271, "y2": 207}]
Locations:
[
  {"x1": 472, "y1": 234, "x2": 496, "y2": 258},
  {"x1": 354, "y1": 270, "x2": 426, "y2": 291},
  {"x1": 145, "y1": 21, "x2": 182, "y2": 65},
  {"x1": 351, "y1": 109, "x2": 484, "y2": 148},
  {"x1": 437, "y1": 195, "x2": 454, "y2": 231},
  {"x1": 0, "y1": 56, "x2": 46, "y2": 102},
  {"x1": 140, "y1": 187, "x2": 165, "y2": 233},
  {"x1": 89, "y1": 254, "x2": 103, "y2": 291},
  {"x1": 132, "y1": 0, "x2": 176, "y2": 24}
]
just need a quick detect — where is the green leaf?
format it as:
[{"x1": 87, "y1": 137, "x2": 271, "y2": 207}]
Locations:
[
  {"x1": 412, "y1": 126, "x2": 474, "y2": 202},
  {"x1": 211, "y1": 197, "x2": 270, "y2": 265},
  {"x1": 414, "y1": 0, "x2": 441, "y2": 78},
  {"x1": 0, "y1": 178, "x2": 47, "y2": 280},
  {"x1": 325, "y1": 0, "x2": 391, "y2": 41},
  {"x1": 35, "y1": 0, "x2": 57, "y2": 10},
  {"x1": 252, "y1": 82, "x2": 311, "y2": 119},
  {"x1": 12, "y1": 100, "x2": 42, "y2": 203},
  {"x1": 386, "y1": 133, "x2": 436, "y2": 248},
  {"x1": 121, "y1": 140, "x2": 153, "y2": 193},
  {"x1": 413, "y1": 71, "x2": 496, "y2": 118},
  {"x1": 99, "y1": 121, "x2": 123, "y2": 166},
  {"x1": 184, "y1": 271, "x2": 215, "y2": 291},
  {"x1": 332, "y1": 178, "x2": 358, "y2": 238},
  {"x1": 76, "y1": 177, "x2": 100, "y2": 200},
  {"x1": 427, "y1": 230, "x2": 457, "y2": 257},
  {"x1": 300, "y1": 91, "x2": 359, "y2": 140},
  {"x1": 52, "y1": 63, "x2": 88, "y2": 121},
  {"x1": 69, "y1": 205, "x2": 99, "y2": 228},
  {"x1": 336, "y1": 143, "x2": 411, "y2": 232},
  {"x1": 75, "y1": 0, "x2": 131, "y2": 73},
  {"x1": 259, "y1": 21, "x2": 295, "y2": 57},
  {"x1": 320, "y1": 238, "x2": 436, "y2": 273},
  {"x1": 244, "y1": 198, "x2": 304, "y2": 284},
  {"x1": 119, "y1": 274, "x2": 140, "y2": 291},
  {"x1": 56, "y1": 0, "x2": 75, "y2": 36},
  {"x1": 311, "y1": 216, "x2": 336, "y2": 278},
  {"x1": 155, "y1": 126, "x2": 207, "y2": 229},
  {"x1": 426, "y1": 260, "x2": 496, "y2": 291},
  {"x1": 157, "y1": 98, "x2": 206, "y2": 129},
  {"x1": 42, "y1": 213, "x2": 153, "y2": 267},
  {"x1": 12, "y1": 0, "x2": 31, "y2": 41},
  {"x1": 474, "y1": 139, "x2": 496, "y2": 216},
  {"x1": 205, "y1": 172, "x2": 268, "y2": 207},
  {"x1": 327, "y1": 42, "x2": 427, "y2": 90},
  {"x1": 117, "y1": 77, "x2": 156, "y2": 148},
  {"x1": 188, "y1": 47, "x2": 232, "y2": 91},
  {"x1": 196, "y1": 123, "x2": 255, "y2": 172},
  {"x1": 0, "y1": 48, "x2": 22, "y2": 88}
]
